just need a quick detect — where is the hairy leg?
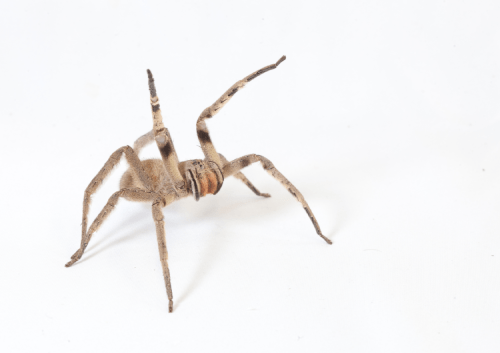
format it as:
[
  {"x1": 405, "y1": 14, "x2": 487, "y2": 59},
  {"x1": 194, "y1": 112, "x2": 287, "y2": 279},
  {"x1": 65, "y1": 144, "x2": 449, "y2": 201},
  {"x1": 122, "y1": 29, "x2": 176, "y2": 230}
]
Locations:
[
  {"x1": 147, "y1": 70, "x2": 184, "y2": 190},
  {"x1": 218, "y1": 153, "x2": 270, "y2": 198},
  {"x1": 196, "y1": 56, "x2": 286, "y2": 168},
  {"x1": 66, "y1": 188, "x2": 156, "y2": 267},
  {"x1": 133, "y1": 130, "x2": 155, "y2": 155},
  {"x1": 152, "y1": 195, "x2": 176, "y2": 312},
  {"x1": 77, "y1": 146, "x2": 154, "y2": 260},
  {"x1": 223, "y1": 154, "x2": 331, "y2": 244}
]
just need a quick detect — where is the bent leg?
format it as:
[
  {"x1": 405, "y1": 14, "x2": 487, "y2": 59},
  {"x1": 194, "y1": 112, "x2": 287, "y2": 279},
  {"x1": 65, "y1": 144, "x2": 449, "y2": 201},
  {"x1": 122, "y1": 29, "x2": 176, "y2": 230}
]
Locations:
[
  {"x1": 196, "y1": 56, "x2": 286, "y2": 168},
  {"x1": 223, "y1": 154, "x2": 331, "y2": 244},
  {"x1": 79, "y1": 146, "x2": 154, "y2": 258},
  {"x1": 218, "y1": 153, "x2": 270, "y2": 198},
  {"x1": 66, "y1": 188, "x2": 156, "y2": 267}
]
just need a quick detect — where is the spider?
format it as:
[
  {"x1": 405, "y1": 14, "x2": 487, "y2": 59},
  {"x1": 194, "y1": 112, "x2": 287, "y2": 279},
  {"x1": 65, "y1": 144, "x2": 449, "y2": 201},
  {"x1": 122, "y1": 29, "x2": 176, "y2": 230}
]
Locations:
[{"x1": 65, "y1": 56, "x2": 332, "y2": 312}]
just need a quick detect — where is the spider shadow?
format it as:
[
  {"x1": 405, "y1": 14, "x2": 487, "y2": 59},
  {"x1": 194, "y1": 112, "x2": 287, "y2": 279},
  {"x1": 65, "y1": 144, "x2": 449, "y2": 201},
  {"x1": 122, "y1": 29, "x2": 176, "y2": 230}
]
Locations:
[
  {"x1": 174, "y1": 186, "x2": 340, "y2": 308},
  {"x1": 205, "y1": 183, "x2": 343, "y2": 241},
  {"x1": 73, "y1": 205, "x2": 153, "y2": 265},
  {"x1": 70, "y1": 181, "x2": 340, "y2": 309},
  {"x1": 173, "y1": 196, "x2": 277, "y2": 308},
  {"x1": 73, "y1": 192, "x2": 271, "y2": 268}
]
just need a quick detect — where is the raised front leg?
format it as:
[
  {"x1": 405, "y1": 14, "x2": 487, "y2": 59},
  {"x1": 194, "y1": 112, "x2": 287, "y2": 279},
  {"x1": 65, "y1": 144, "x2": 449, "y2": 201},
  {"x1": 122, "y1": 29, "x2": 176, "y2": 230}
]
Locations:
[
  {"x1": 152, "y1": 195, "x2": 176, "y2": 312},
  {"x1": 196, "y1": 56, "x2": 286, "y2": 168},
  {"x1": 147, "y1": 70, "x2": 185, "y2": 190},
  {"x1": 223, "y1": 154, "x2": 332, "y2": 245}
]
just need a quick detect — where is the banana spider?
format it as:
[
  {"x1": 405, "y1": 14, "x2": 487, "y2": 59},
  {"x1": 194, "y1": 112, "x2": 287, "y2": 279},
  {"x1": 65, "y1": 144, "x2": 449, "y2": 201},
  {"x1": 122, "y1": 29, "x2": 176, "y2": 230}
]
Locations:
[{"x1": 65, "y1": 56, "x2": 331, "y2": 312}]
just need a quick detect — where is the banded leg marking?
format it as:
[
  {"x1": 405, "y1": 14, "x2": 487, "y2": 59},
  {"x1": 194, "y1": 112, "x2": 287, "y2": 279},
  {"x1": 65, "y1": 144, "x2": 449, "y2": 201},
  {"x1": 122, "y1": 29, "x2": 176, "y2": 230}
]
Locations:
[
  {"x1": 147, "y1": 70, "x2": 184, "y2": 187},
  {"x1": 196, "y1": 56, "x2": 286, "y2": 168},
  {"x1": 219, "y1": 153, "x2": 270, "y2": 198}
]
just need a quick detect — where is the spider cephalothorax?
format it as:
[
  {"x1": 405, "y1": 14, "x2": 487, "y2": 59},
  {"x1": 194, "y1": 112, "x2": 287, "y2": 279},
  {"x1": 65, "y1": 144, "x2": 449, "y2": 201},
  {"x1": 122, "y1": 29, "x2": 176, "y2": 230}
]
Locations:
[{"x1": 66, "y1": 56, "x2": 331, "y2": 313}]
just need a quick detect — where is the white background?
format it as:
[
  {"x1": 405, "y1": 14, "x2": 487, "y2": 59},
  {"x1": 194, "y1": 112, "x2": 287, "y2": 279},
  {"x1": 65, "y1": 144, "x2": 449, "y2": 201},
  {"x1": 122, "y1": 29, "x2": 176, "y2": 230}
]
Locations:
[{"x1": 1, "y1": 1, "x2": 499, "y2": 352}]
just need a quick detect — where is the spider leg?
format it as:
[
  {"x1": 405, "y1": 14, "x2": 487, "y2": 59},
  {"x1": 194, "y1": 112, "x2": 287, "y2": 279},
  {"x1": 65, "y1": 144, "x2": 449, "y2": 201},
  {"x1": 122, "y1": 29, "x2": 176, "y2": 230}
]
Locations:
[
  {"x1": 67, "y1": 146, "x2": 154, "y2": 267},
  {"x1": 218, "y1": 153, "x2": 270, "y2": 198},
  {"x1": 223, "y1": 154, "x2": 332, "y2": 244},
  {"x1": 196, "y1": 56, "x2": 286, "y2": 168},
  {"x1": 147, "y1": 70, "x2": 184, "y2": 189},
  {"x1": 133, "y1": 130, "x2": 154, "y2": 156},
  {"x1": 152, "y1": 195, "x2": 176, "y2": 312},
  {"x1": 66, "y1": 188, "x2": 156, "y2": 267}
]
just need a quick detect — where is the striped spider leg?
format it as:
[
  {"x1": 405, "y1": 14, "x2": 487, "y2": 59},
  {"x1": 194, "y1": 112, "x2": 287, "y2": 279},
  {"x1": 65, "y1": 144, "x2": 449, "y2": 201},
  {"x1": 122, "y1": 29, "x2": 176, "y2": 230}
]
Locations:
[{"x1": 194, "y1": 55, "x2": 331, "y2": 244}]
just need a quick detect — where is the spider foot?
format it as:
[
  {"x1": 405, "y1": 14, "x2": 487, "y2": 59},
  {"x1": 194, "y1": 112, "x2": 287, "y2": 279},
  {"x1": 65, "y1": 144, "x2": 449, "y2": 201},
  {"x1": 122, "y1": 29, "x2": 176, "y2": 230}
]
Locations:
[
  {"x1": 65, "y1": 258, "x2": 77, "y2": 267},
  {"x1": 65, "y1": 249, "x2": 83, "y2": 267},
  {"x1": 260, "y1": 193, "x2": 271, "y2": 198},
  {"x1": 319, "y1": 233, "x2": 333, "y2": 245},
  {"x1": 168, "y1": 300, "x2": 173, "y2": 313}
]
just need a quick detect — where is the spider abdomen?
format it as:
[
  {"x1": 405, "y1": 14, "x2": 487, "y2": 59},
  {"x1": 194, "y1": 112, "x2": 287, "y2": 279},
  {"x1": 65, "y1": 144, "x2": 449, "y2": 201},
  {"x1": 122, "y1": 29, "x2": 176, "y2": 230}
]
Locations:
[{"x1": 120, "y1": 158, "x2": 169, "y2": 196}]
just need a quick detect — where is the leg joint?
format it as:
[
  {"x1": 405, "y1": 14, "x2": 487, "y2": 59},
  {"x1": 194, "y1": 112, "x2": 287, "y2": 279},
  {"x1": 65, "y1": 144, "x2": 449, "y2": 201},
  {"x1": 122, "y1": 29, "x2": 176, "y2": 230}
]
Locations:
[{"x1": 256, "y1": 155, "x2": 274, "y2": 170}]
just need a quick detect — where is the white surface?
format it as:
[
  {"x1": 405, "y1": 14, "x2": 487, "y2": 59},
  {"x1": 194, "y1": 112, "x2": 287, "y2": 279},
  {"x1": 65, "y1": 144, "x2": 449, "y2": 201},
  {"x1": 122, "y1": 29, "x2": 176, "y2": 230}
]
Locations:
[{"x1": 1, "y1": 1, "x2": 499, "y2": 352}]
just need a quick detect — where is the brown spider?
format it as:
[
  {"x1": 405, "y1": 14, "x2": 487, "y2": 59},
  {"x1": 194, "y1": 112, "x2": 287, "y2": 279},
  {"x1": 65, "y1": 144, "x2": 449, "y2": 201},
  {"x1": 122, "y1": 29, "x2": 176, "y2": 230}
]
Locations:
[{"x1": 65, "y1": 56, "x2": 331, "y2": 313}]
